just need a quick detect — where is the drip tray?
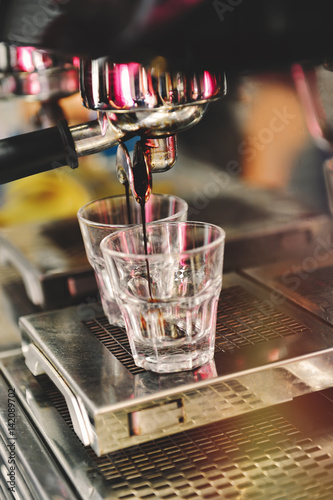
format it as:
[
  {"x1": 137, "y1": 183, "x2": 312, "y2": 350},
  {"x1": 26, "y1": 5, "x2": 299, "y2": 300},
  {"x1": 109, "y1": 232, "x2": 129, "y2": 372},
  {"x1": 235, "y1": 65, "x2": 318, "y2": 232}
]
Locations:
[
  {"x1": 3, "y1": 355, "x2": 333, "y2": 499},
  {"x1": 0, "y1": 364, "x2": 76, "y2": 500},
  {"x1": 19, "y1": 273, "x2": 333, "y2": 457}
]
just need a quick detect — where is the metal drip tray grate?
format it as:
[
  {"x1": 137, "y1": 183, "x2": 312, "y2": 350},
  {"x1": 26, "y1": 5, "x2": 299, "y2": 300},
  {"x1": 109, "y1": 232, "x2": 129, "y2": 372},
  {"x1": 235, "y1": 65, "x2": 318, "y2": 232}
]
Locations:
[
  {"x1": 19, "y1": 273, "x2": 333, "y2": 456},
  {"x1": 84, "y1": 318, "x2": 145, "y2": 375},
  {"x1": 85, "y1": 284, "x2": 308, "y2": 375},
  {"x1": 244, "y1": 259, "x2": 333, "y2": 325},
  {"x1": 86, "y1": 407, "x2": 333, "y2": 500},
  {"x1": 215, "y1": 285, "x2": 309, "y2": 348},
  {"x1": 15, "y1": 366, "x2": 333, "y2": 499}
]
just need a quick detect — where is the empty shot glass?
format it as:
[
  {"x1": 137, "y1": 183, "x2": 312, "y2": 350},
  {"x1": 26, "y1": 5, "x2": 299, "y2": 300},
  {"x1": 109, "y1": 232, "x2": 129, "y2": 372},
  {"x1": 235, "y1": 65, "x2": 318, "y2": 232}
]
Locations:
[
  {"x1": 77, "y1": 194, "x2": 188, "y2": 326},
  {"x1": 101, "y1": 221, "x2": 225, "y2": 373}
]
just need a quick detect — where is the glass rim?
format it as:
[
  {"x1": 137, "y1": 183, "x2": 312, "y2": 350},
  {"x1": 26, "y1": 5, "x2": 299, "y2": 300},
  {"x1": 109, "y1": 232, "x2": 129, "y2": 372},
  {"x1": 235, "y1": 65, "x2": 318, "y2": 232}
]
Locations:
[
  {"x1": 77, "y1": 193, "x2": 188, "y2": 229},
  {"x1": 101, "y1": 221, "x2": 226, "y2": 261}
]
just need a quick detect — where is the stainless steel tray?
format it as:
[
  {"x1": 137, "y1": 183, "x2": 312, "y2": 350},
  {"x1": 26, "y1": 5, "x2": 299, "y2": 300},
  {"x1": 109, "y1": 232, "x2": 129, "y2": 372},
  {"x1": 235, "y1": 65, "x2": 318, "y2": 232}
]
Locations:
[
  {"x1": 3, "y1": 353, "x2": 333, "y2": 499},
  {"x1": 18, "y1": 272, "x2": 333, "y2": 456},
  {"x1": 0, "y1": 358, "x2": 76, "y2": 500}
]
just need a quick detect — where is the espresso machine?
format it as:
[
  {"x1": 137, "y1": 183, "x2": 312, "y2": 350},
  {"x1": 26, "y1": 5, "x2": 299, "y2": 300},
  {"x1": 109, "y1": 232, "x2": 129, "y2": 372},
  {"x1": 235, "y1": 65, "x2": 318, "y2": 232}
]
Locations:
[{"x1": 3, "y1": 1, "x2": 333, "y2": 499}]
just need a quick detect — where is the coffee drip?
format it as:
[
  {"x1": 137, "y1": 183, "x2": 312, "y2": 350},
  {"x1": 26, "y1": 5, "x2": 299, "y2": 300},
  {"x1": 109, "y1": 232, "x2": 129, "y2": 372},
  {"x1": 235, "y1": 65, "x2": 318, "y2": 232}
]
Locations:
[
  {"x1": 124, "y1": 180, "x2": 132, "y2": 226},
  {"x1": 119, "y1": 141, "x2": 153, "y2": 300}
]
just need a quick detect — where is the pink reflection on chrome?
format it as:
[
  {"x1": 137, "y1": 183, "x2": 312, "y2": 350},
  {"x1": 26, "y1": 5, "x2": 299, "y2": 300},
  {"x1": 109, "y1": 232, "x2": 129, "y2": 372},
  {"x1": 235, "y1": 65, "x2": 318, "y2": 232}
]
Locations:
[
  {"x1": 292, "y1": 64, "x2": 325, "y2": 142},
  {"x1": 27, "y1": 73, "x2": 41, "y2": 95},
  {"x1": 110, "y1": 63, "x2": 142, "y2": 109},
  {"x1": 16, "y1": 47, "x2": 35, "y2": 72},
  {"x1": 203, "y1": 71, "x2": 215, "y2": 99}
]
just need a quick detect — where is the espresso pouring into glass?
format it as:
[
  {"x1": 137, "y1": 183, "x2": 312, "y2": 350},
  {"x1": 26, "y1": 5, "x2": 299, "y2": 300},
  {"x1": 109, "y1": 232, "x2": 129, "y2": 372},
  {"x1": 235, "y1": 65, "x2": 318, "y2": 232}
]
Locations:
[
  {"x1": 79, "y1": 142, "x2": 225, "y2": 373},
  {"x1": 78, "y1": 158, "x2": 188, "y2": 328}
]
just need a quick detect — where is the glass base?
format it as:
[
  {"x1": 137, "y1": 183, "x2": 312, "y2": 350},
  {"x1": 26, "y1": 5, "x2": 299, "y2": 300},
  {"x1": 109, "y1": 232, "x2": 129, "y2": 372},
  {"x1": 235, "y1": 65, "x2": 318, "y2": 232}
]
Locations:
[{"x1": 133, "y1": 346, "x2": 214, "y2": 373}]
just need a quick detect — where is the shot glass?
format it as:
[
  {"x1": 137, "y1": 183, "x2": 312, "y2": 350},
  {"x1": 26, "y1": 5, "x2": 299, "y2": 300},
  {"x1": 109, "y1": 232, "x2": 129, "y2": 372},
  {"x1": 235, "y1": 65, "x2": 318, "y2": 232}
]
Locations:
[
  {"x1": 101, "y1": 221, "x2": 225, "y2": 373},
  {"x1": 77, "y1": 194, "x2": 188, "y2": 326}
]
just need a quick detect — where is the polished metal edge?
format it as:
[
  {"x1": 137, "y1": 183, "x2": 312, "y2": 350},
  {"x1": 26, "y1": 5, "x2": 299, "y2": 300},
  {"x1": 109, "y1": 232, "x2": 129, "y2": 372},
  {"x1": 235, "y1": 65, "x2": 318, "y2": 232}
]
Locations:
[
  {"x1": 0, "y1": 220, "x2": 96, "y2": 307},
  {"x1": 0, "y1": 232, "x2": 43, "y2": 306},
  {"x1": 0, "y1": 68, "x2": 79, "y2": 100},
  {"x1": 18, "y1": 272, "x2": 333, "y2": 455},
  {"x1": 0, "y1": 465, "x2": 16, "y2": 500},
  {"x1": 4, "y1": 353, "x2": 333, "y2": 498},
  {"x1": 80, "y1": 59, "x2": 225, "y2": 110},
  {"x1": 0, "y1": 437, "x2": 34, "y2": 500},
  {"x1": 0, "y1": 355, "x2": 118, "y2": 500},
  {"x1": 0, "y1": 371, "x2": 78, "y2": 500}
]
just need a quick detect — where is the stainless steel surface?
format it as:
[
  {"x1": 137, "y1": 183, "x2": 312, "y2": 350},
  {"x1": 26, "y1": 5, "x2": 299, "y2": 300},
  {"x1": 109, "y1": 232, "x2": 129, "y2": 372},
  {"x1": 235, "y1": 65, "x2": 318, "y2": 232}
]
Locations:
[
  {"x1": 0, "y1": 469, "x2": 14, "y2": 500},
  {"x1": 19, "y1": 272, "x2": 333, "y2": 456},
  {"x1": 75, "y1": 60, "x2": 225, "y2": 186},
  {"x1": 0, "y1": 218, "x2": 97, "y2": 308},
  {"x1": 243, "y1": 253, "x2": 333, "y2": 325},
  {"x1": 142, "y1": 136, "x2": 177, "y2": 173},
  {"x1": 70, "y1": 103, "x2": 208, "y2": 187},
  {"x1": 107, "y1": 104, "x2": 208, "y2": 137},
  {"x1": 25, "y1": 343, "x2": 93, "y2": 447},
  {"x1": 4, "y1": 353, "x2": 333, "y2": 499},
  {"x1": 0, "y1": 265, "x2": 29, "y2": 350},
  {"x1": 116, "y1": 142, "x2": 133, "y2": 186},
  {"x1": 1, "y1": 354, "x2": 118, "y2": 500},
  {"x1": 70, "y1": 114, "x2": 128, "y2": 158},
  {"x1": 0, "y1": 43, "x2": 79, "y2": 100},
  {"x1": 80, "y1": 60, "x2": 225, "y2": 111},
  {"x1": 0, "y1": 370, "x2": 77, "y2": 499}
]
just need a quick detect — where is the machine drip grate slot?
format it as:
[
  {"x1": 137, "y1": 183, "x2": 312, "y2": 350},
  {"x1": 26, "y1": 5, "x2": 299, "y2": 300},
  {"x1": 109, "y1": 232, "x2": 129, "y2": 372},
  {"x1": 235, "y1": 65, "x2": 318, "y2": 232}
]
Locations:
[
  {"x1": 84, "y1": 285, "x2": 309, "y2": 374},
  {"x1": 84, "y1": 317, "x2": 145, "y2": 374},
  {"x1": 214, "y1": 285, "x2": 308, "y2": 350},
  {"x1": 275, "y1": 265, "x2": 333, "y2": 317},
  {"x1": 35, "y1": 374, "x2": 333, "y2": 499}
]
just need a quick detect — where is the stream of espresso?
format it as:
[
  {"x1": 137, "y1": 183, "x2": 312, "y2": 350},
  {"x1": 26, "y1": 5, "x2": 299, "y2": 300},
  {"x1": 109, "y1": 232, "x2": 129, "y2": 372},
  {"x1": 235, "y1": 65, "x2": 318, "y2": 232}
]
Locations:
[
  {"x1": 124, "y1": 180, "x2": 132, "y2": 225},
  {"x1": 140, "y1": 201, "x2": 153, "y2": 300},
  {"x1": 125, "y1": 170, "x2": 154, "y2": 301}
]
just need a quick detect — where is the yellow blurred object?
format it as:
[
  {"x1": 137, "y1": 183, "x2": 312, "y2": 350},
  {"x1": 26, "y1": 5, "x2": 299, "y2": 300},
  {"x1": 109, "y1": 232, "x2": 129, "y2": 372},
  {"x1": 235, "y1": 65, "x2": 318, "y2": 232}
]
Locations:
[{"x1": 0, "y1": 170, "x2": 91, "y2": 226}]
